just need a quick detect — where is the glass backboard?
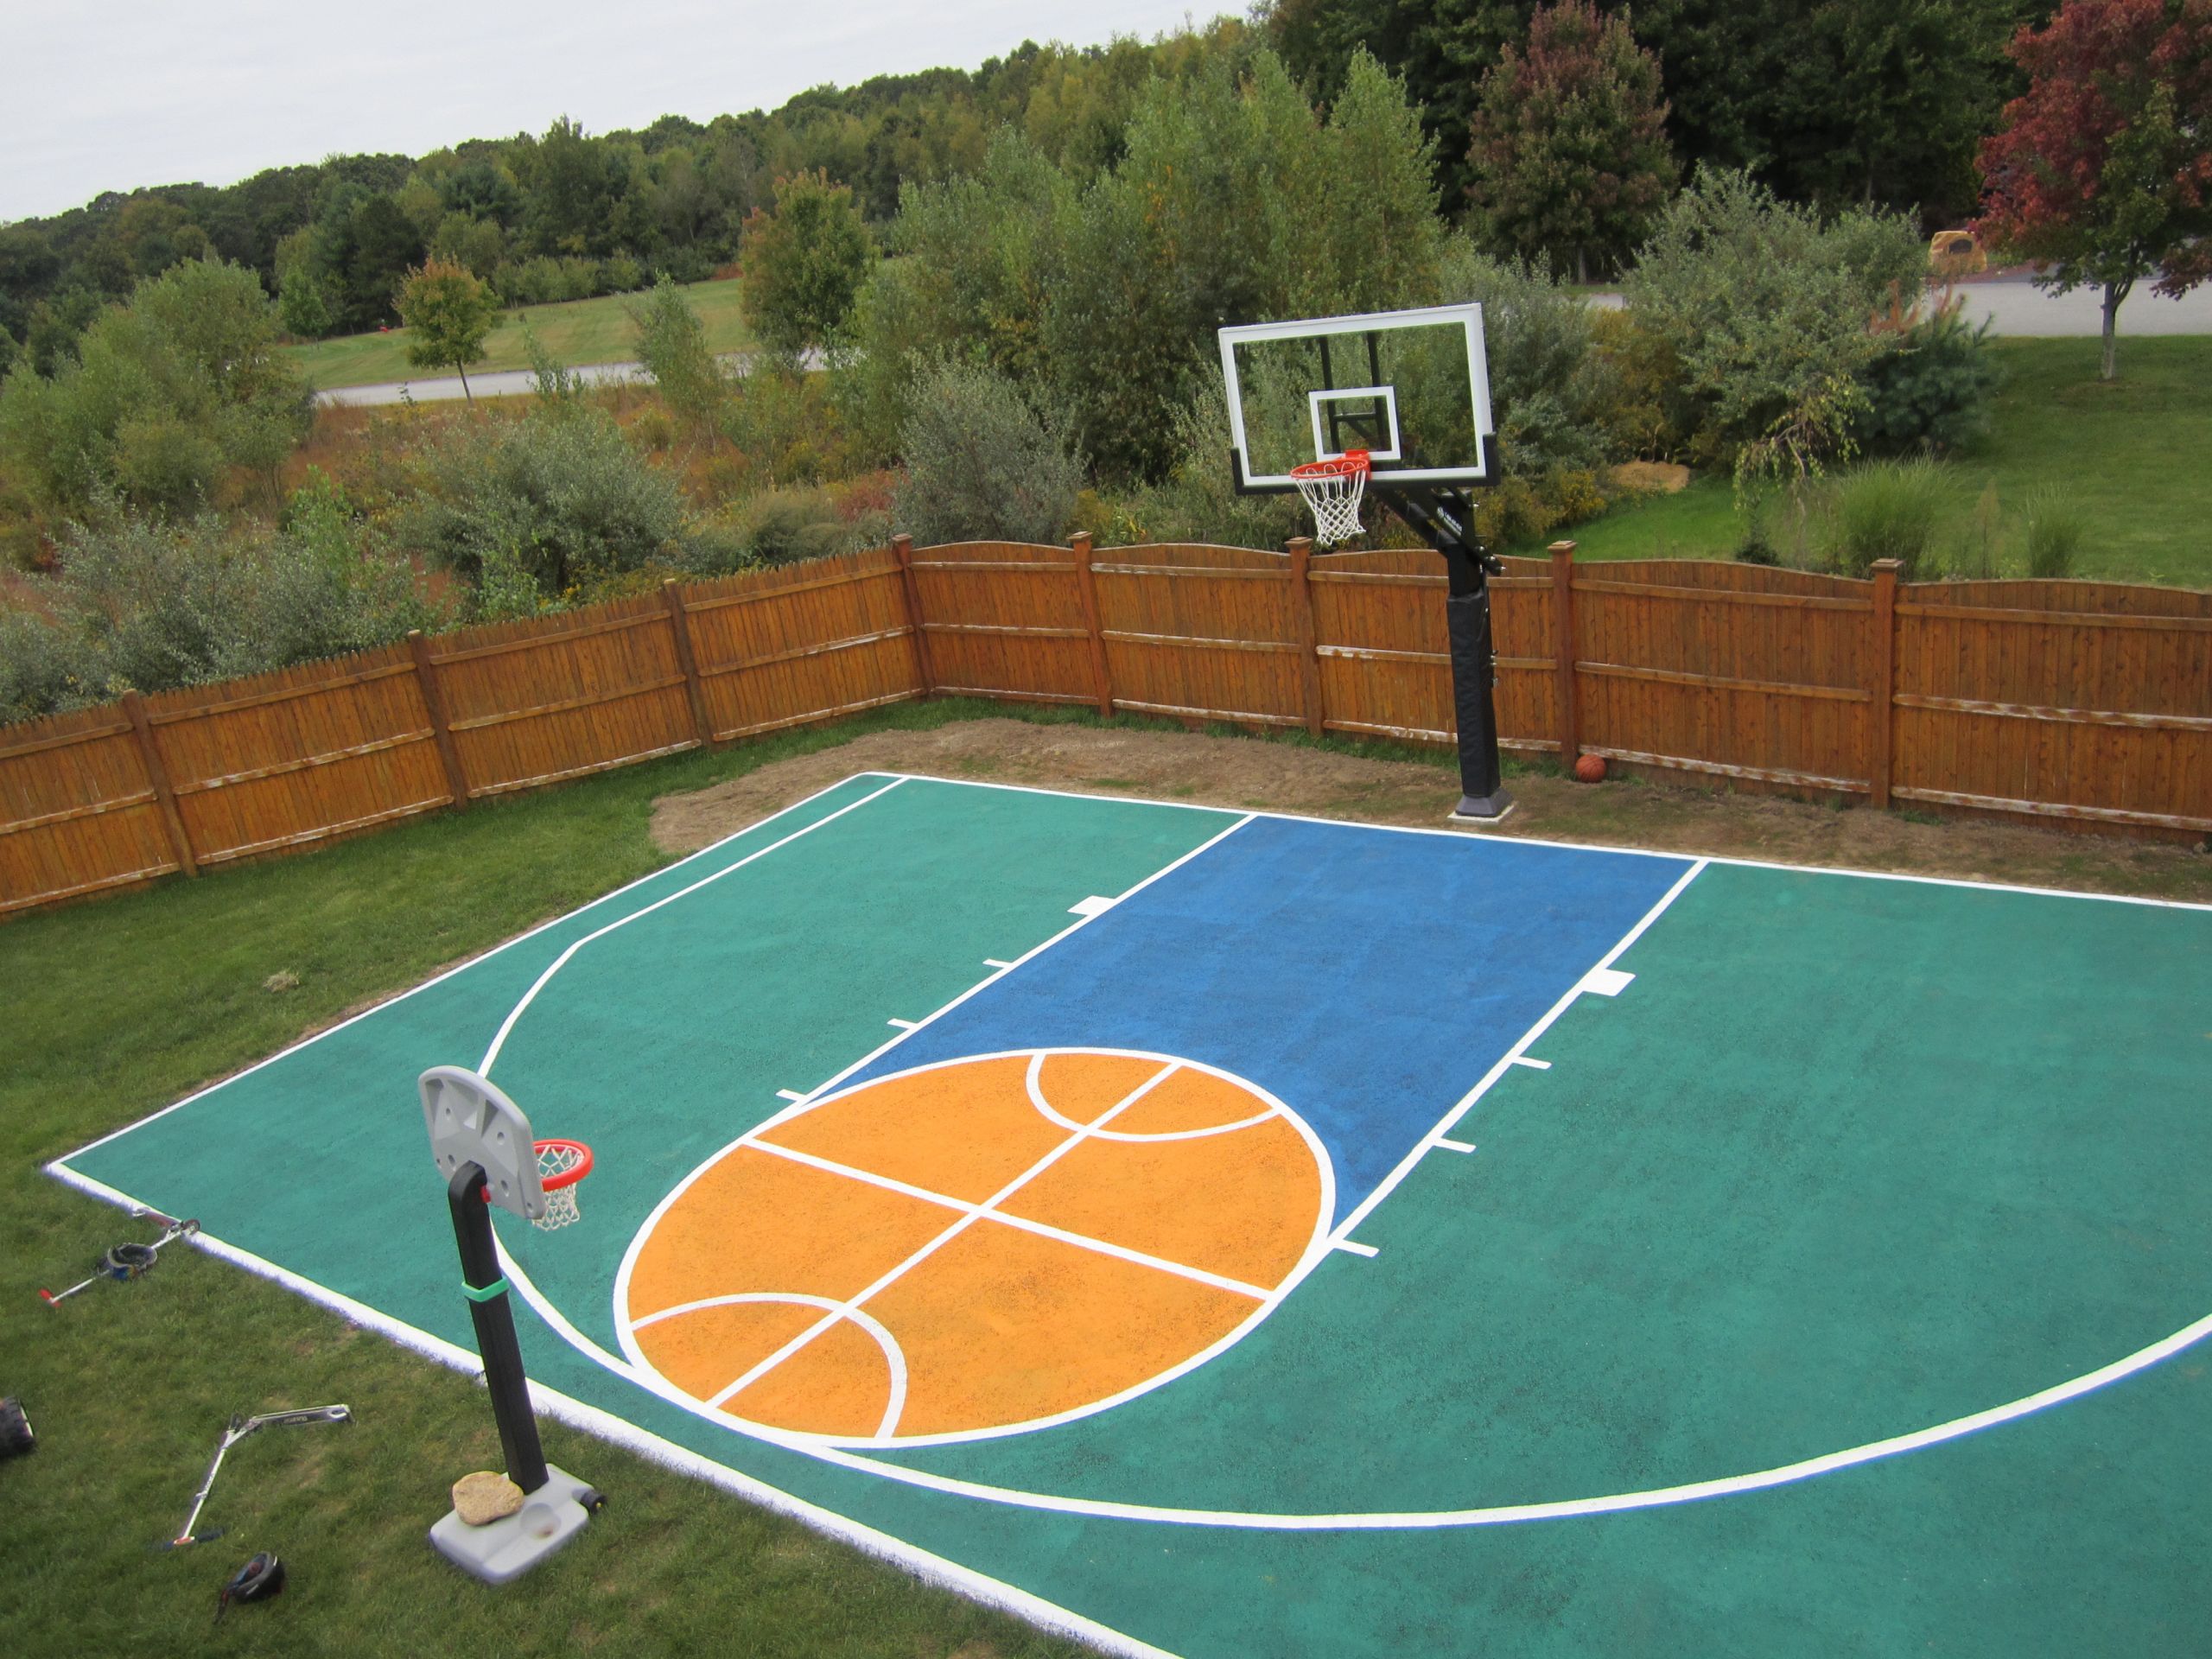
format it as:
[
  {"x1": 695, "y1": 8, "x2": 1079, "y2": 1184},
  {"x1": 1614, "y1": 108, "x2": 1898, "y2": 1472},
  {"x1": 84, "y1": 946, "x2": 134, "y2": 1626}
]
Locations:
[{"x1": 1219, "y1": 304, "x2": 1497, "y2": 493}]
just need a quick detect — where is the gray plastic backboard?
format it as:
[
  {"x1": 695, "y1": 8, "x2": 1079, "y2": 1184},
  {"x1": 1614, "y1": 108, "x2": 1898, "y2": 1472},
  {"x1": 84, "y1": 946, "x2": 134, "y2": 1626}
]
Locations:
[
  {"x1": 1218, "y1": 303, "x2": 1496, "y2": 492},
  {"x1": 421, "y1": 1066, "x2": 547, "y2": 1222}
]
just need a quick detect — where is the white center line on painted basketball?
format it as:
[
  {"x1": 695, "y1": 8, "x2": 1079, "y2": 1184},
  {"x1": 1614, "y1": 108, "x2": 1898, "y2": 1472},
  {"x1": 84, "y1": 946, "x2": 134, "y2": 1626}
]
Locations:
[
  {"x1": 703, "y1": 1061, "x2": 1187, "y2": 1419},
  {"x1": 745, "y1": 1135, "x2": 1271, "y2": 1300}
]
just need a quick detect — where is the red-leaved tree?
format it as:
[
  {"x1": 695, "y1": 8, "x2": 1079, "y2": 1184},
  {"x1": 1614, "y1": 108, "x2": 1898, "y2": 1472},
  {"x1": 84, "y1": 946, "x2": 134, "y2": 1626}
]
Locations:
[
  {"x1": 1465, "y1": 0, "x2": 1676, "y2": 284},
  {"x1": 1976, "y1": 0, "x2": 2212, "y2": 378}
]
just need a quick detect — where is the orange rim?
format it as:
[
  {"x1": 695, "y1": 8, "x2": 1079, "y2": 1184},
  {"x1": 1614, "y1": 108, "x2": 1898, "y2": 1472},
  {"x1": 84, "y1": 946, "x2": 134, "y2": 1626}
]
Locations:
[{"x1": 535, "y1": 1138, "x2": 594, "y2": 1192}]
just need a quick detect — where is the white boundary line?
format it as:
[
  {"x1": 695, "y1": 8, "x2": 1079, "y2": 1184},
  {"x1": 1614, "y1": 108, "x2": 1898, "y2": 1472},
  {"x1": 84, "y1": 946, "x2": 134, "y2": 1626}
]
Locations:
[
  {"x1": 480, "y1": 776, "x2": 908, "y2": 1073},
  {"x1": 41, "y1": 1163, "x2": 1183, "y2": 1659},
  {"x1": 875, "y1": 771, "x2": 2212, "y2": 913},
  {"x1": 606, "y1": 1046, "x2": 1336, "y2": 1452},
  {"x1": 50, "y1": 772, "x2": 901, "y2": 1167}
]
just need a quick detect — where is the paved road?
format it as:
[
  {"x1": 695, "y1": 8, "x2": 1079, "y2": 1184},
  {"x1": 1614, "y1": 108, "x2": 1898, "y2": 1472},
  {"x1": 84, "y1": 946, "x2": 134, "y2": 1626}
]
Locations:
[{"x1": 315, "y1": 279, "x2": 2207, "y2": 406}]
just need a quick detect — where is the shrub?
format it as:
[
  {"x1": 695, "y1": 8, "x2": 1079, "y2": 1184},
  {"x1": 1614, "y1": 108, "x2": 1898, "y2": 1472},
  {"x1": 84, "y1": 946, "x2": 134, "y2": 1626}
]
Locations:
[
  {"x1": 0, "y1": 259, "x2": 310, "y2": 517},
  {"x1": 1440, "y1": 242, "x2": 1622, "y2": 480},
  {"x1": 628, "y1": 276, "x2": 728, "y2": 443},
  {"x1": 1627, "y1": 168, "x2": 1923, "y2": 462},
  {"x1": 403, "y1": 408, "x2": 684, "y2": 600},
  {"x1": 892, "y1": 361, "x2": 1084, "y2": 546},
  {"x1": 0, "y1": 499, "x2": 445, "y2": 716},
  {"x1": 0, "y1": 607, "x2": 105, "y2": 722},
  {"x1": 1854, "y1": 296, "x2": 2002, "y2": 455},
  {"x1": 2019, "y1": 485, "x2": 2085, "y2": 578},
  {"x1": 1821, "y1": 458, "x2": 1951, "y2": 579},
  {"x1": 733, "y1": 487, "x2": 853, "y2": 565}
]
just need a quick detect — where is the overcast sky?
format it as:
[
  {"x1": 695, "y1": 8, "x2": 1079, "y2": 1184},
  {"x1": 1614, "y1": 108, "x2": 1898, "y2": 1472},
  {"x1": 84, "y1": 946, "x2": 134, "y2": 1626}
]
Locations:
[{"x1": 3, "y1": 1, "x2": 1213, "y2": 223}]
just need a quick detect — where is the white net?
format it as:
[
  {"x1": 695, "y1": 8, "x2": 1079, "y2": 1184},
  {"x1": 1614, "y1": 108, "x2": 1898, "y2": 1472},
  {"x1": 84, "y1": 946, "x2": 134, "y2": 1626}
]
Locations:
[
  {"x1": 533, "y1": 1142, "x2": 588, "y2": 1231},
  {"x1": 1291, "y1": 454, "x2": 1370, "y2": 546}
]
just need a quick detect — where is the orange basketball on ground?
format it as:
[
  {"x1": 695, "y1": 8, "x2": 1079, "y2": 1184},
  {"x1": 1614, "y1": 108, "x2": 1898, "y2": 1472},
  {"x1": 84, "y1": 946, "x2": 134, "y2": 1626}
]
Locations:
[
  {"x1": 620, "y1": 1049, "x2": 1328, "y2": 1442},
  {"x1": 1573, "y1": 753, "x2": 1608, "y2": 784}
]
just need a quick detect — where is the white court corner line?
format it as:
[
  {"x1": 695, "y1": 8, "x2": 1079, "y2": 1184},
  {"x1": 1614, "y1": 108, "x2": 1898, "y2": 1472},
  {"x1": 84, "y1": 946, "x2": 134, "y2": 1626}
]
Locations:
[
  {"x1": 478, "y1": 775, "x2": 909, "y2": 1074},
  {"x1": 40, "y1": 1166, "x2": 1182, "y2": 1659},
  {"x1": 49, "y1": 771, "x2": 905, "y2": 1169}
]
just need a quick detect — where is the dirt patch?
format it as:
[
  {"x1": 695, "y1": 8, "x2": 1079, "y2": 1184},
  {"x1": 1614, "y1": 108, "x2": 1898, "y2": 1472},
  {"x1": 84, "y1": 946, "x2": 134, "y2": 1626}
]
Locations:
[
  {"x1": 1611, "y1": 460, "x2": 1692, "y2": 494},
  {"x1": 651, "y1": 719, "x2": 2210, "y2": 904}
]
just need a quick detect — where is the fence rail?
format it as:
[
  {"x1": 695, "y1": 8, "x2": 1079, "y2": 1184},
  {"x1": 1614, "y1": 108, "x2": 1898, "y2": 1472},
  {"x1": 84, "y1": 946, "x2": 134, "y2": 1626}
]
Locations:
[{"x1": 4, "y1": 538, "x2": 2207, "y2": 917}]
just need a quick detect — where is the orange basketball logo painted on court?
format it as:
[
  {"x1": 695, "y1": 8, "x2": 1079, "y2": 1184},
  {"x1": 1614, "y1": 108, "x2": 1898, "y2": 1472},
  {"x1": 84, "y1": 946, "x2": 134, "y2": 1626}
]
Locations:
[{"x1": 620, "y1": 1049, "x2": 1330, "y2": 1440}]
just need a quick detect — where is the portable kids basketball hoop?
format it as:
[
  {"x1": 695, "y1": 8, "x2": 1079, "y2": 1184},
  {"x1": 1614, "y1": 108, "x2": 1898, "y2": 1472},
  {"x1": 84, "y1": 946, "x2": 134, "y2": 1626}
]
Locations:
[
  {"x1": 1289, "y1": 448, "x2": 1370, "y2": 546},
  {"x1": 420, "y1": 1067, "x2": 603, "y2": 1583}
]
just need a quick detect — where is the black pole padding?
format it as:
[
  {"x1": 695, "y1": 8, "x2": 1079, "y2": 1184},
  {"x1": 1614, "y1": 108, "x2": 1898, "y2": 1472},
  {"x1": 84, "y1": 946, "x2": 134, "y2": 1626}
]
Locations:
[
  {"x1": 1442, "y1": 548, "x2": 1512, "y2": 818},
  {"x1": 448, "y1": 1164, "x2": 551, "y2": 1497}
]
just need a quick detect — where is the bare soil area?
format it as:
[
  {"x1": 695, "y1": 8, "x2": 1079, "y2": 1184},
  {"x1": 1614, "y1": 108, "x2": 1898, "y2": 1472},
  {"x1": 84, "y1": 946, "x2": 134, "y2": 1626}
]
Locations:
[{"x1": 651, "y1": 718, "x2": 2211, "y2": 905}]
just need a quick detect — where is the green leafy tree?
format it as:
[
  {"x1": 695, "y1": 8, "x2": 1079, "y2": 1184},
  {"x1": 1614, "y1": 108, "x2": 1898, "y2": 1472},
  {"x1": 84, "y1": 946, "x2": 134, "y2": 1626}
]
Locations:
[
  {"x1": 1976, "y1": 0, "x2": 2212, "y2": 380},
  {"x1": 396, "y1": 257, "x2": 504, "y2": 401},
  {"x1": 626, "y1": 275, "x2": 728, "y2": 441},
  {"x1": 741, "y1": 171, "x2": 876, "y2": 359},
  {"x1": 892, "y1": 360, "x2": 1084, "y2": 544},
  {"x1": 1466, "y1": 0, "x2": 1676, "y2": 281},
  {"x1": 0, "y1": 259, "x2": 310, "y2": 516},
  {"x1": 1626, "y1": 167, "x2": 1923, "y2": 461}
]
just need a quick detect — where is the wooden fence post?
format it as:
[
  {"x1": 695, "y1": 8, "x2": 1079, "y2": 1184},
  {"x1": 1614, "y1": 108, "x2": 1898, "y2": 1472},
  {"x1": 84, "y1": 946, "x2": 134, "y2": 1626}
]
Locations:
[
  {"x1": 1070, "y1": 532, "x2": 1115, "y2": 717},
  {"x1": 663, "y1": 580, "x2": 715, "y2": 745},
  {"x1": 893, "y1": 534, "x2": 937, "y2": 696},
  {"x1": 408, "y1": 630, "x2": 472, "y2": 810},
  {"x1": 121, "y1": 690, "x2": 198, "y2": 878},
  {"x1": 1286, "y1": 537, "x2": 1326, "y2": 738},
  {"x1": 1868, "y1": 559, "x2": 1901, "y2": 810},
  {"x1": 1548, "y1": 540, "x2": 1580, "y2": 764}
]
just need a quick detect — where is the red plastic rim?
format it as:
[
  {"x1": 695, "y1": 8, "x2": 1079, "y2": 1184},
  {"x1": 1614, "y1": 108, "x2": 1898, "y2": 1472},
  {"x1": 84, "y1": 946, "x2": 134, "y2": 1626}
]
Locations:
[
  {"x1": 534, "y1": 1138, "x2": 594, "y2": 1191},
  {"x1": 1290, "y1": 448, "x2": 1371, "y2": 480}
]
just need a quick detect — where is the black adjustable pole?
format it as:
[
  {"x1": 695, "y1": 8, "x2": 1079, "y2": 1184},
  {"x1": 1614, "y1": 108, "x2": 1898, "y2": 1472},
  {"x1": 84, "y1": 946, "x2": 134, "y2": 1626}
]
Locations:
[
  {"x1": 448, "y1": 1164, "x2": 551, "y2": 1496},
  {"x1": 1371, "y1": 486, "x2": 1514, "y2": 820}
]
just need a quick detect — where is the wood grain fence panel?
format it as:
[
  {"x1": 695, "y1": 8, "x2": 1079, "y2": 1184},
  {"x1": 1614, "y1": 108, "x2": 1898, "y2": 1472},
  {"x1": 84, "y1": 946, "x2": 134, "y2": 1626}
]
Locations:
[
  {"x1": 683, "y1": 549, "x2": 924, "y2": 739},
  {"x1": 1094, "y1": 545, "x2": 1307, "y2": 726},
  {"x1": 432, "y1": 594, "x2": 697, "y2": 796},
  {"x1": 1891, "y1": 578, "x2": 2212, "y2": 832},
  {"x1": 0, "y1": 706, "x2": 177, "y2": 912},
  {"x1": 139, "y1": 644, "x2": 452, "y2": 861},
  {"x1": 910, "y1": 542, "x2": 1095, "y2": 702},
  {"x1": 1572, "y1": 560, "x2": 1877, "y2": 792}
]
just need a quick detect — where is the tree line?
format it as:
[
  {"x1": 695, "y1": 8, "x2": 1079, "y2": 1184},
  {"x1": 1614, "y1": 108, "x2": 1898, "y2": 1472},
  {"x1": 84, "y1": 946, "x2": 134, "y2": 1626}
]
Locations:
[{"x1": 1, "y1": 3, "x2": 2066, "y2": 370}]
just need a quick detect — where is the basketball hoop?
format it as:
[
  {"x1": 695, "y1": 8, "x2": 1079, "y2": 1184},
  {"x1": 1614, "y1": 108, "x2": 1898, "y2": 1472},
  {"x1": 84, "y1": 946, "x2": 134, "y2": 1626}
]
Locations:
[
  {"x1": 531, "y1": 1140, "x2": 592, "y2": 1230},
  {"x1": 1290, "y1": 449, "x2": 1370, "y2": 546}
]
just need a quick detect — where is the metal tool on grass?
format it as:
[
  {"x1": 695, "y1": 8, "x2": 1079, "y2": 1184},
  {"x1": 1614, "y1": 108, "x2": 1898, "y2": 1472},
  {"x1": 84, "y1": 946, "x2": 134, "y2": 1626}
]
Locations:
[
  {"x1": 165, "y1": 1406, "x2": 352, "y2": 1549},
  {"x1": 39, "y1": 1210, "x2": 200, "y2": 1306}
]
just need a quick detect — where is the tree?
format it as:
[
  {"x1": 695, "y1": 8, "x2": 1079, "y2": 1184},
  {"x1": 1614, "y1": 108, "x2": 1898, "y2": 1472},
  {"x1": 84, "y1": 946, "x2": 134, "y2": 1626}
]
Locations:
[
  {"x1": 740, "y1": 171, "x2": 876, "y2": 359},
  {"x1": 1977, "y1": 0, "x2": 2212, "y2": 379},
  {"x1": 1465, "y1": 0, "x2": 1675, "y2": 281},
  {"x1": 626, "y1": 274, "x2": 728, "y2": 441},
  {"x1": 0, "y1": 259, "x2": 310, "y2": 516},
  {"x1": 396, "y1": 258, "x2": 504, "y2": 401}
]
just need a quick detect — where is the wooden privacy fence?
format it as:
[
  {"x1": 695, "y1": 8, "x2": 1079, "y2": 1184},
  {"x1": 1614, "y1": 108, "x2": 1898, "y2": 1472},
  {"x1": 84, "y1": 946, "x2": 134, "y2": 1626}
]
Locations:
[{"x1": 3, "y1": 537, "x2": 2208, "y2": 916}]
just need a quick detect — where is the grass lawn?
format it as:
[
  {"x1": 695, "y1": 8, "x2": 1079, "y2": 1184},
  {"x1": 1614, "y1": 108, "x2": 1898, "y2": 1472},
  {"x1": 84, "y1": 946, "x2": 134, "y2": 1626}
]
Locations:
[
  {"x1": 284, "y1": 278, "x2": 754, "y2": 392},
  {"x1": 4, "y1": 694, "x2": 2206, "y2": 1655},
  {"x1": 1553, "y1": 337, "x2": 2212, "y2": 588}
]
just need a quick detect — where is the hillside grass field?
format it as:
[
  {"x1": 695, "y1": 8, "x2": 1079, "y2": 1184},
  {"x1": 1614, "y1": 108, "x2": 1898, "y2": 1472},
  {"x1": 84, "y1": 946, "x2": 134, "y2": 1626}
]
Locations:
[
  {"x1": 1553, "y1": 337, "x2": 2212, "y2": 589},
  {"x1": 284, "y1": 278, "x2": 755, "y2": 391}
]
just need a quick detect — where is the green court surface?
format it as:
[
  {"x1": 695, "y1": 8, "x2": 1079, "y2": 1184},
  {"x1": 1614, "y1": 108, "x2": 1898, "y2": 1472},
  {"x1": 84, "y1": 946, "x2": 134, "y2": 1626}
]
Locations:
[{"x1": 53, "y1": 774, "x2": 2212, "y2": 1656}]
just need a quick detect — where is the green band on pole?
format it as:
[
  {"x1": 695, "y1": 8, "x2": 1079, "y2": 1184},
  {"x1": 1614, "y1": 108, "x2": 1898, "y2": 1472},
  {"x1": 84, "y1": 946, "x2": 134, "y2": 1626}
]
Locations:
[{"x1": 461, "y1": 1277, "x2": 508, "y2": 1302}]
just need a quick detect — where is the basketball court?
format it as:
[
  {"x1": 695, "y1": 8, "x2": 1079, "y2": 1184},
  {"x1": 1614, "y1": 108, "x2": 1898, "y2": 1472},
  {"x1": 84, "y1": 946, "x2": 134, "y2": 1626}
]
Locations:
[{"x1": 45, "y1": 771, "x2": 2212, "y2": 1654}]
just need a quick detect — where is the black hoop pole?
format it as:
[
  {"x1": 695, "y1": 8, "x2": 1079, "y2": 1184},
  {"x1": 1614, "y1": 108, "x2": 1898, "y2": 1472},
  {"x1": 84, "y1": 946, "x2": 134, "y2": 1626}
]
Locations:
[
  {"x1": 1370, "y1": 486, "x2": 1513, "y2": 818},
  {"x1": 448, "y1": 1163, "x2": 551, "y2": 1496}
]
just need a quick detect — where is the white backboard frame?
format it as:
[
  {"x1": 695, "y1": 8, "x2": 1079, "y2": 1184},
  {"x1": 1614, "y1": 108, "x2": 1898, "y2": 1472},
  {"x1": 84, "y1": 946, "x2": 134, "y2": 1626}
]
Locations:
[{"x1": 1220, "y1": 303, "x2": 1496, "y2": 492}]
